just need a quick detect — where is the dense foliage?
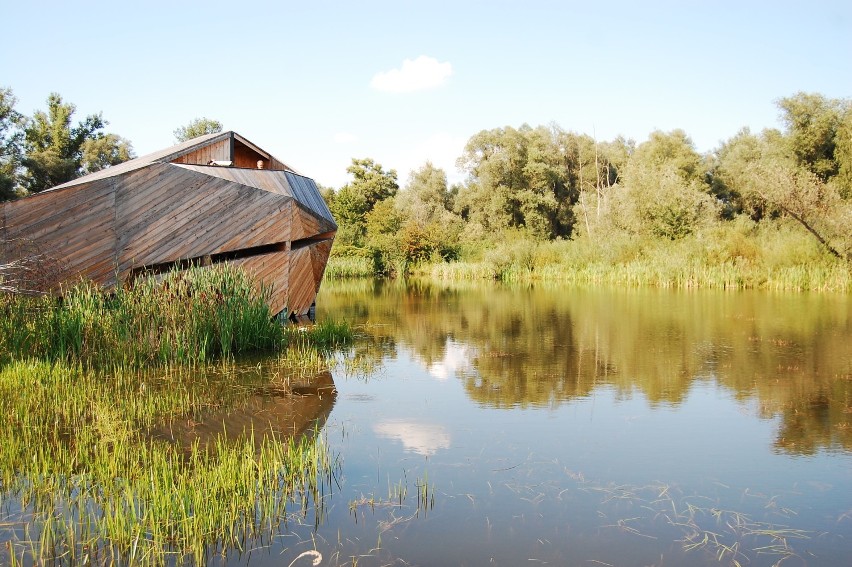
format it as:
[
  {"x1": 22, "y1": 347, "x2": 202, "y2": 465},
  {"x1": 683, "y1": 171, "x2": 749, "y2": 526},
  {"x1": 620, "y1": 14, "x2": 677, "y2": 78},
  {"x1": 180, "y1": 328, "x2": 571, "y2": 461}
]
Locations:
[
  {"x1": 0, "y1": 90, "x2": 135, "y2": 196},
  {"x1": 3, "y1": 86, "x2": 850, "y2": 286},
  {"x1": 323, "y1": 92, "x2": 852, "y2": 282}
]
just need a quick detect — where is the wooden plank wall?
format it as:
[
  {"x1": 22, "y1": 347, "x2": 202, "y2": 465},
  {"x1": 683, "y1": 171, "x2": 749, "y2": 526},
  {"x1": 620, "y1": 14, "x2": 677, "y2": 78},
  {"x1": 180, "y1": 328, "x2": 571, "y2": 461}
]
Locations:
[
  {"x1": 233, "y1": 142, "x2": 267, "y2": 169},
  {"x1": 269, "y1": 157, "x2": 290, "y2": 171},
  {"x1": 115, "y1": 164, "x2": 294, "y2": 278},
  {"x1": 170, "y1": 139, "x2": 230, "y2": 165},
  {"x1": 176, "y1": 165, "x2": 294, "y2": 197},
  {"x1": 1, "y1": 202, "x2": 6, "y2": 252},
  {"x1": 0, "y1": 202, "x2": 7, "y2": 270},
  {"x1": 3, "y1": 179, "x2": 117, "y2": 289},
  {"x1": 287, "y1": 246, "x2": 316, "y2": 315},
  {"x1": 229, "y1": 249, "x2": 290, "y2": 316},
  {"x1": 310, "y1": 240, "x2": 334, "y2": 290}
]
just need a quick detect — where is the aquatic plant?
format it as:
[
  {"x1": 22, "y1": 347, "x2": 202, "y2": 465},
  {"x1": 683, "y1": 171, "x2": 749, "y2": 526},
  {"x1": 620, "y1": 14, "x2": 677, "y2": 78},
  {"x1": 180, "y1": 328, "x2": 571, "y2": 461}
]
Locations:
[
  {"x1": 0, "y1": 265, "x2": 287, "y2": 367},
  {"x1": 0, "y1": 264, "x2": 355, "y2": 565},
  {"x1": 0, "y1": 359, "x2": 340, "y2": 565}
]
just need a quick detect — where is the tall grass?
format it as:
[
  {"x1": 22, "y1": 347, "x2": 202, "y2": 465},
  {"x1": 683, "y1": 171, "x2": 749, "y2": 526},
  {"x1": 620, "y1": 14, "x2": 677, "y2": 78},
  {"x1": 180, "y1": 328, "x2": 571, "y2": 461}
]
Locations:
[
  {"x1": 0, "y1": 265, "x2": 285, "y2": 367},
  {"x1": 0, "y1": 356, "x2": 342, "y2": 565},
  {"x1": 0, "y1": 265, "x2": 354, "y2": 565},
  {"x1": 324, "y1": 255, "x2": 375, "y2": 279},
  {"x1": 409, "y1": 221, "x2": 852, "y2": 292}
]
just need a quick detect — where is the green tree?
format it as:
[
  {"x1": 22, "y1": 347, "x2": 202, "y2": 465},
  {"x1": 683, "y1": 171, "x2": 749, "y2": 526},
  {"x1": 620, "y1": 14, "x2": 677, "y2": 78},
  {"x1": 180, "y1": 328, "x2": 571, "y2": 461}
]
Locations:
[
  {"x1": 629, "y1": 129, "x2": 704, "y2": 185},
  {"x1": 607, "y1": 130, "x2": 717, "y2": 239},
  {"x1": 328, "y1": 158, "x2": 399, "y2": 248},
  {"x1": 402, "y1": 162, "x2": 451, "y2": 224},
  {"x1": 776, "y1": 92, "x2": 849, "y2": 182},
  {"x1": 711, "y1": 127, "x2": 766, "y2": 217},
  {"x1": 831, "y1": 104, "x2": 852, "y2": 199},
  {"x1": 0, "y1": 87, "x2": 24, "y2": 200},
  {"x1": 173, "y1": 117, "x2": 223, "y2": 142},
  {"x1": 456, "y1": 124, "x2": 576, "y2": 241},
  {"x1": 714, "y1": 119, "x2": 852, "y2": 260},
  {"x1": 81, "y1": 133, "x2": 134, "y2": 174},
  {"x1": 740, "y1": 155, "x2": 851, "y2": 261},
  {"x1": 20, "y1": 93, "x2": 130, "y2": 193}
]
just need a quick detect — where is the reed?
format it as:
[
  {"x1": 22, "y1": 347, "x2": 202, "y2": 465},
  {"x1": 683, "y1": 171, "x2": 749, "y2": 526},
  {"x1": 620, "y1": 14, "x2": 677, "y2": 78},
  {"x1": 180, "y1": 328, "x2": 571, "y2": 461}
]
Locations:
[
  {"x1": 325, "y1": 256, "x2": 375, "y2": 279},
  {"x1": 0, "y1": 359, "x2": 340, "y2": 565},
  {"x1": 0, "y1": 265, "x2": 354, "y2": 565},
  {"x1": 410, "y1": 230, "x2": 852, "y2": 292},
  {"x1": 0, "y1": 265, "x2": 287, "y2": 367}
]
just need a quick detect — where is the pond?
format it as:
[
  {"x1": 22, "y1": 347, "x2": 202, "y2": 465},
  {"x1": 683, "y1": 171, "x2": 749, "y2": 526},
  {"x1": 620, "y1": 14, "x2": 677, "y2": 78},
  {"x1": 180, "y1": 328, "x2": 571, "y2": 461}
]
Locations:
[
  {"x1": 242, "y1": 280, "x2": 852, "y2": 566},
  {"x1": 5, "y1": 279, "x2": 852, "y2": 566}
]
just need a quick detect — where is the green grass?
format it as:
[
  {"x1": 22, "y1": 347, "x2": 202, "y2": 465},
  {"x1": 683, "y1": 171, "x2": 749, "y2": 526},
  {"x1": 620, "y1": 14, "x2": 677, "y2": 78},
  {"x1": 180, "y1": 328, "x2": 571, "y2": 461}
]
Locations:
[
  {"x1": 324, "y1": 255, "x2": 375, "y2": 279},
  {"x1": 0, "y1": 359, "x2": 340, "y2": 565},
  {"x1": 0, "y1": 265, "x2": 354, "y2": 565},
  {"x1": 0, "y1": 265, "x2": 288, "y2": 367},
  {"x1": 406, "y1": 222, "x2": 852, "y2": 292}
]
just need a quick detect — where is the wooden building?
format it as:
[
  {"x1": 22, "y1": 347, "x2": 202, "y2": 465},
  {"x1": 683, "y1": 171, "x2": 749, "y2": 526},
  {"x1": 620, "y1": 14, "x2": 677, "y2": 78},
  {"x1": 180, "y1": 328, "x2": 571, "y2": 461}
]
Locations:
[{"x1": 0, "y1": 131, "x2": 337, "y2": 319}]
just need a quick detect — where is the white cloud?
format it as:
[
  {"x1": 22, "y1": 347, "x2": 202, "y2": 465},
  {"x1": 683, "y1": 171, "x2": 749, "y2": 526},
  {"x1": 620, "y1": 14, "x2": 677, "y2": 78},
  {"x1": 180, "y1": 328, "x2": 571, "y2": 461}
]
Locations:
[
  {"x1": 371, "y1": 56, "x2": 453, "y2": 93},
  {"x1": 333, "y1": 131, "x2": 358, "y2": 144},
  {"x1": 373, "y1": 420, "x2": 451, "y2": 456}
]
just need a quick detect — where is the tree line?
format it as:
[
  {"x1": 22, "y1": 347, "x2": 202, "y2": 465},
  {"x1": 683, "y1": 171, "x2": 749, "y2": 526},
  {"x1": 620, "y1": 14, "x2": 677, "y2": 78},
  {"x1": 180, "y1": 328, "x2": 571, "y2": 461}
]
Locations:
[
  {"x1": 323, "y1": 92, "x2": 852, "y2": 274},
  {"x1": 3, "y1": 87, "x2": 850, "y2": 275}
]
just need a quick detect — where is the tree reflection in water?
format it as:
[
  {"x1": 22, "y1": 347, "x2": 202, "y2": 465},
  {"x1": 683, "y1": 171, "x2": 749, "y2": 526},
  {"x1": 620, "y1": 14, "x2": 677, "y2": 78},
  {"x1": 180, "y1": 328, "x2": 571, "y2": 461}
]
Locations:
[{"x1": 319, "y1": 278, "x2": 852, "y2": 454}]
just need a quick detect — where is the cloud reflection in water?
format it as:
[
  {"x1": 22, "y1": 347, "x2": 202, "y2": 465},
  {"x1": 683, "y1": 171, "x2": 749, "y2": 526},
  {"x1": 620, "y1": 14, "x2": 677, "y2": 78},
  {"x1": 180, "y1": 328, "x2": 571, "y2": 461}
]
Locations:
[{"x1": 373, "y1": 420, "x2": 451, "y2": 456}]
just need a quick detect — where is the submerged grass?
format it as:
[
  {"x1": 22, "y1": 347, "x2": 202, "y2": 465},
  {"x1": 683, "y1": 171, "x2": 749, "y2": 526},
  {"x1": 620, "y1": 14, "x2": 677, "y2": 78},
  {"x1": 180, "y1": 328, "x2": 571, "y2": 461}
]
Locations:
[
  {"x1": 0, "y1": 360, "x2": 341, "y2": 565},
  {"x1": 0, "y1": 266, "x2": 354, "y2": 565}
]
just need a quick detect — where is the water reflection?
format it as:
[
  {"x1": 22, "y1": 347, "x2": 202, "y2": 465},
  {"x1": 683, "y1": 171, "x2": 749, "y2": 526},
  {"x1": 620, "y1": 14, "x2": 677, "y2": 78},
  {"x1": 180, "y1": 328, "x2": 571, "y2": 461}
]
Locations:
[
  {"x1": 373, "y1": 420, "x2": 451, "y2": 456},
  {"x1": 149, "y1": 370, "x2": 336, "y2": 451},
  {"x1": 319, "y1": 279, "x2": 852, "y2": 455}
]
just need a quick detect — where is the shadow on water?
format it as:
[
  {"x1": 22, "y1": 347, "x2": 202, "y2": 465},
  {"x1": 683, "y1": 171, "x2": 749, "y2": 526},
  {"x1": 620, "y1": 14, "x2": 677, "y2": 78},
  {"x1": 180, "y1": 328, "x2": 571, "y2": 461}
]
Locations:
[{"x1": 149, "y1": 370, "x2": 337, "y2": 452}]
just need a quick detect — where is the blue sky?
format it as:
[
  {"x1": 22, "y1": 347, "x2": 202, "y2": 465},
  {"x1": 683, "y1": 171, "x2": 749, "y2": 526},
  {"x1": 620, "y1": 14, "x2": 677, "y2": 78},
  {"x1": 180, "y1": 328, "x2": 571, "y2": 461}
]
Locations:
[{"x1": 3, "y1": 1, "x2": 850, "y2": 188}]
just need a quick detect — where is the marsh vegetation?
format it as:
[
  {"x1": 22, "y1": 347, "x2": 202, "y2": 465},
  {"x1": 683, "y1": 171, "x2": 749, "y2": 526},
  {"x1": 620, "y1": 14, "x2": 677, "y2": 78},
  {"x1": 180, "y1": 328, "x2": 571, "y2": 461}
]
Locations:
[
  {"x1": 323, "y1": 93, "x2": 852, "y2": 290},
  {"x1": 0, "y1": 266, "x2": 352, "y2": 565}
]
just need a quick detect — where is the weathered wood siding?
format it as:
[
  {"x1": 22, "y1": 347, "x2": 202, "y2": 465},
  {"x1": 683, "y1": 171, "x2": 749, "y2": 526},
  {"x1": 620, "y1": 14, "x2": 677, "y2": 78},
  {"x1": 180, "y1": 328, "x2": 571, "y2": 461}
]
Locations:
[
  {"x1": 2, "y1": 131, "x2": 336, "y2": 318},
  {"x1": 233, "y1": 143, "x2": 265, "y2": 169},
  {"x1": 3, "y1": 180, "x2": 117, "y2": 288},
  {"x1": 287, "y1": 246, "x2": 316, "y2": 315},
  {"x1": 229, "y1": 249, "x2": 291, "y2": 316},
  {"x1": 170, "y1": 138, "x2": 231, "y2": 165}
]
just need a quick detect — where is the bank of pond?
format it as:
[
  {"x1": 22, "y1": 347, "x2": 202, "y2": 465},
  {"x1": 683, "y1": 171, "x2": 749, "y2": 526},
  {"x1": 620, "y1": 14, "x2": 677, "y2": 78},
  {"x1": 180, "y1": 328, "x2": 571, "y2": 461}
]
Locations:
[
  {"x1": 0, "y1": 266, "x2": 351, "y2": 565},
  {"x1": 1, "y1": 268, "x2": 851, "y2": 566}
]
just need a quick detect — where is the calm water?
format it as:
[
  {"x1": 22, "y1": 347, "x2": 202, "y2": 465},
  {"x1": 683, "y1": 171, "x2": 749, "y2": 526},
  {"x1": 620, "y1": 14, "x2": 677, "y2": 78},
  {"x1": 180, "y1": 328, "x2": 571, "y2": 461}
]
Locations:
[
  {"x1": 8, "y1": 280, "x2": 852, "y2": 566},
  {"x1": 229, "y1": 280, "x2": 852, "y2": 567}
]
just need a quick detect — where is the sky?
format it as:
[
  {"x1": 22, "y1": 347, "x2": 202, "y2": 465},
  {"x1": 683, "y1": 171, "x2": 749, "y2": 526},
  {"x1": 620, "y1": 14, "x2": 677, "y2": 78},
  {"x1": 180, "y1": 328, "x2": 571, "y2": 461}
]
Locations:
[{"x1": 3, "y1": 0, "x2": 851, "y2": 188}]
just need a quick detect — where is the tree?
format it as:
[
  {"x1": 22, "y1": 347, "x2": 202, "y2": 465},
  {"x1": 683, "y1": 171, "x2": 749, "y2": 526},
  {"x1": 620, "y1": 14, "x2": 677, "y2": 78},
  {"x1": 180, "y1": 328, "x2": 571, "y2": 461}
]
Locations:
[
  {"x1": 776, "y1": 92, "x2": 849, "y2": 182},
  {"x1": 173, "y1": 117, "x2": 223, "y2": 142},
  {"x1": 455, "y1": 124, "x2": 577, "y2": 241},
  {"x1": 829, "y1": 104, "x2": 852, "y2": 199},
  {"x1": 328, "y1": 158, "x2": 399, "y2": 247},
  {"x1": 20, "y1": 93, "x2": 131, "y2": 193},
  {"x1": 604, "y1": 130, "x2": 717, "y2": 239},
  {"x1": 0, "y1": 87, "x2": 24, "y2": 200},
  {"x1": 714, "y1": 119, "x2": 852, "y2": 260},
  {"x1": 628, "y1": 129, "x2": 704, "y2": 185},
  {"x1": 81, "y1": 134, "x2": 134, "y2": 174},
  {"x1": 401, "y1": 162, "x2": 452, "y2": 224}
]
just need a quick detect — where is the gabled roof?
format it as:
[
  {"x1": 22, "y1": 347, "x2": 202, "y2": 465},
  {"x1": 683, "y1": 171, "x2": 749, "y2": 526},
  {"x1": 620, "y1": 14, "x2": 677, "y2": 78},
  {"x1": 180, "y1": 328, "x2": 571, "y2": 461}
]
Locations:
[{"x1": 46, "y1": 131, "x2": 298, "y2": 192}]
